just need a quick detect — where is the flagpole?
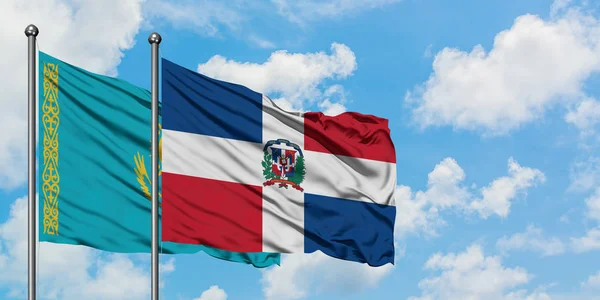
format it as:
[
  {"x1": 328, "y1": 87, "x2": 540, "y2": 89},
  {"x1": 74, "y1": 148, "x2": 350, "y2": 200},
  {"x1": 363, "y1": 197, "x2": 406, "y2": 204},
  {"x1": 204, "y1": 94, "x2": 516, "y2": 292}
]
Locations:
[
  {"x1": 25, "y1": 24, "x2": 39, "y2": 300},
  {"x1": 149, "y1": 32, "x2": 162, "y2": 300}
]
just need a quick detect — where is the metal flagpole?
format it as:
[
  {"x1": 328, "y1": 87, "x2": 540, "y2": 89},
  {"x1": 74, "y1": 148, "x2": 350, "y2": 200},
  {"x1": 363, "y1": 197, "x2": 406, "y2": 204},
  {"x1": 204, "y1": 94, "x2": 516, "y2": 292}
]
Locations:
[
  {"x1": 148, "y1": 32, "x2": 162, "y2": 300},
  {"x1": 25, "y1": 24, "x2": 39, "y2": 300}
]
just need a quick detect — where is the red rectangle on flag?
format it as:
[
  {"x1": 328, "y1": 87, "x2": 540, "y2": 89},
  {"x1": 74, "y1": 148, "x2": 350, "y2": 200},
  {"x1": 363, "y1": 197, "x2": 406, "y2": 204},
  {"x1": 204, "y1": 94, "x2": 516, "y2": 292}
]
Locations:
[{"x1": 162, "y1": 173, "x2": 263, "y2": 252}]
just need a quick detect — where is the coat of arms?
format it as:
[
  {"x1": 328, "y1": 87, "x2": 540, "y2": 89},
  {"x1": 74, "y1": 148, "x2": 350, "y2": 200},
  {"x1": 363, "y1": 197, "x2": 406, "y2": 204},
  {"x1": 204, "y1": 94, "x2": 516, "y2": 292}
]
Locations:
[{"x1": 262, "y1": 139, "x2": 305, "y2": 192}]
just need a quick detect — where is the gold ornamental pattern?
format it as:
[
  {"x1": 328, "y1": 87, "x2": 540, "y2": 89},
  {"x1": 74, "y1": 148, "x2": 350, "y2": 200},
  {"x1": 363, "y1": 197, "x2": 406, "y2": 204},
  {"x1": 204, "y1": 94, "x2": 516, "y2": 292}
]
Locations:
[
  {"x1": 134, "y1": 124, "x2": 162, "y2": 206},
  {"x1": 42, "y1": 63, "x2": 60, "y2": 235}
]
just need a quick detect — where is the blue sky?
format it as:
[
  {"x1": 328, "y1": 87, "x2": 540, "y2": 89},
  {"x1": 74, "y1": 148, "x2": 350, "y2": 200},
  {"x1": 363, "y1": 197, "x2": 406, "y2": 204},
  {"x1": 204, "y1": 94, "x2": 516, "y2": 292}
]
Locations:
[{"x1": 1, "y1": 0, "x2": 600, "y2": 299}]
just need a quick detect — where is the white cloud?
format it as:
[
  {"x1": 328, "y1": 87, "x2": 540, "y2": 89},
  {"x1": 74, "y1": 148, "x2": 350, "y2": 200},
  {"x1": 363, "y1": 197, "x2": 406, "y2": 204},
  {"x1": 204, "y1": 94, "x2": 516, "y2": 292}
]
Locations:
[
  {"x1": 260, "y1": 252, "x2": 394, "y2": 300},
  {"x1": 565, "y1": 98, "x2": 600, "y2": 137},
  {"x1": 550, "y1": 0, "x2": 574, "y2": 16},
  {"x1": 469, "y1": 158, "x2": 546, "y2": 219},
  {"x1": 585, "y1": 188, "x2": 600, "y2": 222},
  {"x1": 0, "y1": 0, "x2": 145, "y2": 190},
  {"x1": 144, "y1": 1, "x2": 280, "y2": 49},
  {"x1": 394, "y1": 184, "x2": 446, "y2": 238},
  {"x1": 197, "y1": 42, "x2": 357, "y2": 112},
  {"x1": 194, "y1": 285, "x2": 228, "y2": 300},
  {"x1": 0, "y1": 196, "x2": 175, "y2": 299},
  {"x1": 569, "y1": 156, "x2": 600, "y2": 192},
  {"x1": 272, "y1": 0, "x2": 402, "y2": 25},
  {"x1": 395, "y1": 157, "x2": 545, "y2": 237},
  {"x1": 248, "y1": 35, "x2": 277, "y2": 49},
  {"x1": 70, "y1": 255, "x2": 150, "y2": 299},
  {"x1": 143, "y1": 0, "x2": 243, "y2": 37},
  {"x1": 317, "y1": 85, "x2": 348, "y2": 116},
  {"x1": 581, "y1": 270, "x2": 600, "y2": 289},
  {"x1": 504, "y1": 289, "x2": 553, "y2": 300},
  {"x1": 570, "y1": 187, "x2": 600, "y2": 253},
  {"x1": 424, "y1": 44, "x2": 434, "y2": 58},
  {"x1": 571, "y1": 228, "x2": 600, "y2": 253},
  {"x1": 406, "y1": 5, "x2": 600, "y2": 135},
  {"x1": 409, "y1": 244, "x2": 540, "y2": 300},
  {"x1": 496, "y1": 225, "x2": 566, "y2": 257},
  {"x1": 160, "y1": 257, "x2": 176, "y2": 273},
  {"x1": 318, "y1": 99, "x2": 347, "y2": 116},
  {"x1": 394, "y1": 158, "x2": 468, "y2": 237}
]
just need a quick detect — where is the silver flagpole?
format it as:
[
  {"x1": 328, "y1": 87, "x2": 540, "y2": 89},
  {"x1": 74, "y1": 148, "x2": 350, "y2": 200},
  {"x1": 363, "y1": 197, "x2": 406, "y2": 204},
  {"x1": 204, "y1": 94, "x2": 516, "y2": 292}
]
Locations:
[
  {"x1": 148, "y1": 32, "x2": 162, "y2": 300},
  {"x1": 25, "y1": 24, "x2": 39, "y2": 300}
]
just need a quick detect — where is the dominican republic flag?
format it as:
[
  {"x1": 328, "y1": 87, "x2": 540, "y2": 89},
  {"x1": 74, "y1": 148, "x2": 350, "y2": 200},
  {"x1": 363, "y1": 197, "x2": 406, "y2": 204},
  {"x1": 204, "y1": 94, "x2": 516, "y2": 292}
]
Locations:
[{"x1": 161, "y1": 58, "x2": 397, "y2": 266}]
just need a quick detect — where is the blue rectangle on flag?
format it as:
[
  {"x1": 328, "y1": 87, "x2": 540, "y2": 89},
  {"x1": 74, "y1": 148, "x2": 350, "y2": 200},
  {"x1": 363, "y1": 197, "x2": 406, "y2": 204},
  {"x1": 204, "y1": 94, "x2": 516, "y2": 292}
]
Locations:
[
  {"x1": 161, "y1": 58, "x2": 263, "y2": 143},
  {"x1": 304, "y1": 193, "x2": 396, "y2": 266}
]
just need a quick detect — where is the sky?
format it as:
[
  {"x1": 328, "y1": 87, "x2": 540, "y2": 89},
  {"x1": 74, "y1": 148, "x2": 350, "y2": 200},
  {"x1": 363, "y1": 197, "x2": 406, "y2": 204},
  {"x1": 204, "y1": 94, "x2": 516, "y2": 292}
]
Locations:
[{"x1": 1, "y1": 0, "x2": 600, "y2": 299}]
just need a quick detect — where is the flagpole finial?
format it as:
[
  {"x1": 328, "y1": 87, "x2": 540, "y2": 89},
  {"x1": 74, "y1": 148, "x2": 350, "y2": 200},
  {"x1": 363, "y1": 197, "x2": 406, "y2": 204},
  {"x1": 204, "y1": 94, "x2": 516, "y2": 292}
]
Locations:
[
  {"x1": 24, "y1": 24, "x2": 39, "y2": 37},
  {"x1": 148, "y1": 32, "x2": 162, "y2": 44}
]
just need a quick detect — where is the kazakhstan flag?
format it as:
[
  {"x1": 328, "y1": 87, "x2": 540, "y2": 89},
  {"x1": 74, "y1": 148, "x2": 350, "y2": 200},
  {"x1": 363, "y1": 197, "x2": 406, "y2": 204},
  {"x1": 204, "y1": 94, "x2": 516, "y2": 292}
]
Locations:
[{"x1": 38, "y1": 51, "x2": 279, "y2": 267}]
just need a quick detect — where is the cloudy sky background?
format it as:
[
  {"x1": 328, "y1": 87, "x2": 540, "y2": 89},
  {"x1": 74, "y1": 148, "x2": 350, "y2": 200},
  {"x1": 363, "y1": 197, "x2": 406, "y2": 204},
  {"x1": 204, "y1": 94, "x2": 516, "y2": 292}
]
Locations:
[{"x1": 1, "y1": 0, "x2": 600, "y2": 299}]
